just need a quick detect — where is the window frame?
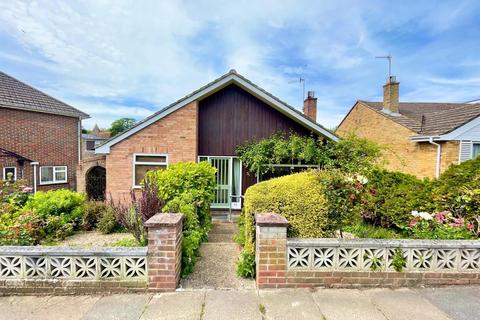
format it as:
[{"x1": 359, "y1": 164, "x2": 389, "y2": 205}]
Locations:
[
  {"x1": 472, "y1": 142, "x2": 480, "y2": 159},
  {"x1": 39, "y1": 166, "x2": 68, "y2": 185},
  {"x1": 3, "y1": 167, "x2": 17, "y2": 181},
  {"x1": 132, "y1": 153, "x2": 168, "y2": 188}
]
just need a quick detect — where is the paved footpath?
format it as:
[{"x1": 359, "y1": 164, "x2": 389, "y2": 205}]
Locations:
[{"x1": 0, "y1": 286, "x2": 479, "y2": 320}]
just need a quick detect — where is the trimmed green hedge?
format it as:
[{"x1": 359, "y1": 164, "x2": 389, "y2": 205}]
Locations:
[{"x1": 242, "y1": 171, "x2": 330, "y2": 252}]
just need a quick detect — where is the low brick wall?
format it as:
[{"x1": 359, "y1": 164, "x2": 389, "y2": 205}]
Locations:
[
  {"x1": 0, "y1": 213, "x2": 184, "y2": 295},
  {"x1": 255, "y1": 213, "x2": 480, "y2": 289}
]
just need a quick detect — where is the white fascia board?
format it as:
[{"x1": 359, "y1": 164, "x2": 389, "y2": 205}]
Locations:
[{"x1": 96, "y1": 73, "x2": 338, "y2": 154}]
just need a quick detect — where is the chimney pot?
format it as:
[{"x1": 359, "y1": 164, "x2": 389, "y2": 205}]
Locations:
[{"x1": 303, "y1": 91, "x2": 317, "y2": 122}]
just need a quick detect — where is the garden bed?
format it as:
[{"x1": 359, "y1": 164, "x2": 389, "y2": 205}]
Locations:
[{"x1": 48, "y1": 231, "x2": 136, "y2": 247}]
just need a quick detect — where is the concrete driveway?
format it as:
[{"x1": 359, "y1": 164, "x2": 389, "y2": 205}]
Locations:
[{"x1": 0, "y1": 286, "x2": 478, "y2": 320}]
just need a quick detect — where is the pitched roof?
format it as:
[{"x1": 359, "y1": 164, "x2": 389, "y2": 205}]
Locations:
[
  {"x1": 360, "y1": 101, "x2": 480, "y2": 136},
  {"x1": 96, "y1": 70, "x2": 338, "y2": 154},
  {"x1": 0, "y1": 71, "x2": 89, "y2": 119}
]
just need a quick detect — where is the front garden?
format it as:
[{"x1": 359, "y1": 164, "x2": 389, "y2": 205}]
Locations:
[
  {"x1": 0, "y1": 161, "x2": 216, "y2": 277},
  {"x1": 235, "y1": 133, "x2": 480, "y2": 278}
]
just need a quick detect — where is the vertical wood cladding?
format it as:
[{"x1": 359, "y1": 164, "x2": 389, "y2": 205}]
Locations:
[{"x1": 198, "y1": 84, "x2": 316, "y2": 193}]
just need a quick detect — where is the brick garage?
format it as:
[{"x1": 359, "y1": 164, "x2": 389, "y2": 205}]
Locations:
[{"x1": 0, "y1": 71, "x2": 88, "y2": 191}]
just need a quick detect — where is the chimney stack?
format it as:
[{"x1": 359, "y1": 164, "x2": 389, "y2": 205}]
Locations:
[
  {"x1": 303, "y1": 91, "x2": 317, "y2": 121},
  {"x1": 383, "y1": 76, "x2": 399, "y2": 114}
]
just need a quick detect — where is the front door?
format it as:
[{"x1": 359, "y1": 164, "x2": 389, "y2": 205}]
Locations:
[{"x1": 199, "y1": 156, "x2": 242, "y2": 209}]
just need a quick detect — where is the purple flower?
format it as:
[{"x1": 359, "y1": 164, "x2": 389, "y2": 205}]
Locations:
[{"x1": 435, "y1": 211, "x2": 447, "y2": 223}]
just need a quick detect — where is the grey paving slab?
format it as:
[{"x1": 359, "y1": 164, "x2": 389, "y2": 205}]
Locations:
[
  {"x1": 140, "y1": 291, "x2": 204, "y2": 320},
  {"x1": 259, "y1": 289, "x2": 324, "y2": 320},
  {"x1": 83, "y1": 294, "x2": 152, "y2": 320},
  {"x1": 0, "y1": 295, "x2": 101, "y2": 320},
  {"x1": 366, "y1": 288, "x2": 451, "y2": 320},
  {"x1": 203, "y1": 290, "x2": 262, "y2": 320},
  {"x1": 419, "y1": 286, "x2": 480, "y2": 320},
  {"x1": 312, "y1": 289, "x2": 387, "y2": 320}
]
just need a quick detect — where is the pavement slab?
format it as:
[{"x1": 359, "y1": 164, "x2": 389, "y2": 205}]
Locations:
[
  {"x1": 140, "y1": 291, "x2": 205, "y2": 320},
  {"x1": 0, "y1": 295, "x2": 101, "y2": 320},
  {"x1": 419, "y1": 286, "x2": 480, "y2": 320},
  {"x1": 259, "y1": 289, "x2": 324, "y2": 320},
  {"x1": 366, "y1": 288, "x2": 451, "y2": 320},
  {"x1": 203, "y1": 290, "x2": 262, "y2": 320},
  {"x1": 83, "y1": 294, "x2": 152, "y2": 320},
  {"x1": 312, "y1": 289, "x2": 387, "y2": 320}
]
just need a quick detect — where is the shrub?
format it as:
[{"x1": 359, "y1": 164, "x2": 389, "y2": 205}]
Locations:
[
  {"x1": 111, "y1": 177, "x2": 164, "y2": 244},
  {"x1": 361, "y1": 169, "x2": 434, "y2": 229},
  {"x1": 81, "y1": 201, "x2": 110, "y2": 230},
  {"x1": 98, "y1": 207, "x2": 122, "y2": 234},
  {"x1": 241, "y1": 171, "x2": 330, "y2": 254},
  {"x1": 0, "y1": 180, "x2": 33, "y2": 215},
  {"x1": 22, "y1": 189, "x2": 86, "y2": 224},
  {"x1": 405, "y1": 210, "x2": 475, "y2": 240},
  {"x1": 236, "y1": 250, "x2": 255, "y2": 278},
  {"x1": 433, "y1": 156, "x2": 480, "y2": 225},
  {"x1": 147, "y1": 162, "x2": 216, "y2": 277}
]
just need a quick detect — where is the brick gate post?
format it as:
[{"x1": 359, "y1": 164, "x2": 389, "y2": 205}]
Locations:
[
  {"x1": 255, "y1": 213, "x2": 288, "y2": 289},
  {"x1": 145, "y1": 213, "x2": 183, "y2": 292}
]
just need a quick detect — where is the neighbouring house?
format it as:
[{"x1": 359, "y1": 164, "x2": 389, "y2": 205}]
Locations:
[
  {"x1": 337, "y1": 76, "x2": 480, "y2": 178},
  {"x1": 0, "y1": 71, "x2": 89, "y2": 191},
  {"x1": 94, "y1": 70, "x2": 338, "y2": 210},
  {"x1": 81, "y1": 124, "x2": 110, "y2": 160}
]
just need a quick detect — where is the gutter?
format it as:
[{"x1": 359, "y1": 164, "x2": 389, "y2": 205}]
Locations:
[{"x1": 428, "y1": 137, "x2": 441, "y2": 178}]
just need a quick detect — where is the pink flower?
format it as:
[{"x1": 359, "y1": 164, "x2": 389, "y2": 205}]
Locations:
[
  {"x1": 22, "y1": 187, "x2": 33, "y2": 193},
  {"x1": 409, "y1": 218, "x2": 418, "y2": 228},
  {"x1": 435, "y1": 211, "x2": 447, "y2": 223},
  {"x1": 467, "y1": 223, "x2": 475, "y2": 231},
  {"x1": 449, "y1": 217, "x2": 465, "y2": 228}
]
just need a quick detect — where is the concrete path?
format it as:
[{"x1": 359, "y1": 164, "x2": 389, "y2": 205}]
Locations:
[
  {"x1": 180, "y1": 221, "x2": 254, "y2": 290},
  {"x1": 1, "y1": 286, "x2": 479, "y2": 319}
]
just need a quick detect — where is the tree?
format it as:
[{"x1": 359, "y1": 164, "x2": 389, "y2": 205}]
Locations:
[{"x1": 109, "y1": 118, "x2": 136, "y2": 136}]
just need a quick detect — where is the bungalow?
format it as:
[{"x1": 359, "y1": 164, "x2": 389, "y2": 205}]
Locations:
[
  {"x1": 95, "y1": 70, "x2": 338, "y2": 210},
  {"x1": 0, "y1": 71, "x2": 89, "y2": 191},
  {"x1": 337, "y1": 76, "x2": 480, "y2": 178}
]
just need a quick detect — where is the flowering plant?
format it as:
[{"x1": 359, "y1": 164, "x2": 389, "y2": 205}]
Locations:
[{"x1": 406, "y1": 210, "x2": 476, "y2": 239}]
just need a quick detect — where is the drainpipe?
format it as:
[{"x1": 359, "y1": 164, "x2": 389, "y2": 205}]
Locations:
[
  {"x1": 428, "y1": 137, "x2": 441, "y2": 178},
  {"x1": 30, "y1": 162, "x2": 39, "y2": 193}
]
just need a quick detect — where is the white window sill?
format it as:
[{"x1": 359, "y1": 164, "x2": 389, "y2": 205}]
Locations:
[{"x1": 39, "y1": 181, "x2": 68, "y2": 186}]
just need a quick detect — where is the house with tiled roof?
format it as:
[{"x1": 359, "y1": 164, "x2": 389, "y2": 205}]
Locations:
[
  {"x1": 0, "y1": 71, "x2": 89, "y2": 191},
  {"x1": 337, "y1": 76, "x2": 480, "y2": 178},
  {"x1": 92, "y1": 70, "x2": 337, "y2": 209}
]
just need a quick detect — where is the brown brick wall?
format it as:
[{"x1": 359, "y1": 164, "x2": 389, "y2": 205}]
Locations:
[
  {"x1": 337, "y1": 102, "x2": 460, "y2": 178},
  {"x1": 0, "y1": 108, "x2": 80, "y2": 190},
  {"x1": 105, "y1": 102, "x2": 198, "y2": 202}
]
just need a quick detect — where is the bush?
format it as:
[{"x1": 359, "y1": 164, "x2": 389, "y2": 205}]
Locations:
[
  {"x1": 361, "y1": 169, "x2": 435, "y2": 229},
  {"x1": 241, "y1": 171, "x2": 330, "y2": 254},
  {"x1": 81, "y1": 201, "x2": 109, "y2": 230},
  {"x1": 111, "y1": 177, "x2": 164, "y2": 244},
  {"x1": 98, "y1": 206, "x2": 122, "y2": 234},
  {"x1": 1, "y1": 189, "x2": 86, "y2": 245},
  {"x1": 236, "y1": 250, "x2": 255, "y2": 278},
  {"x1": 147, "y1": 161, "x2": 216, "y2": 277},
  {"x1": 433, "y1": 156, "x2": 480, "y2": 225}
]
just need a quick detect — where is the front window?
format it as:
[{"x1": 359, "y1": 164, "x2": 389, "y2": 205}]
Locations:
[
  {"x1": 133, "y1": 154, "x2": 168, "y2": 187},
  {"x1": 3, "y1": 167, "x2": 17, "y2": 181},
  {"x1": 40, "y1": 166, "x2": 67, "y2": 185},
  {"x1": 473, "y1": 143, "x2": 480, "y2": 159}
]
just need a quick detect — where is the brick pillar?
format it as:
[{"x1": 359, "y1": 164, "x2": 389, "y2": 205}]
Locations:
[
  {"x1": 145, "y1": 213, "x2": 183, "y2": 292},
  {"x1": 255, "y1": 213, "x2": 288, "y2": 289}
]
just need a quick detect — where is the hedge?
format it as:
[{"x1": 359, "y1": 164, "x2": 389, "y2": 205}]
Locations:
[{"x1": 242, "y1": 171, "x2": 330, "y2": 253}]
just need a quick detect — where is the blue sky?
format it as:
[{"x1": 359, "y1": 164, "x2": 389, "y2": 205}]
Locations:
[{"x1": 1, "y1": 1, "x2": 479, "y2": 129}]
